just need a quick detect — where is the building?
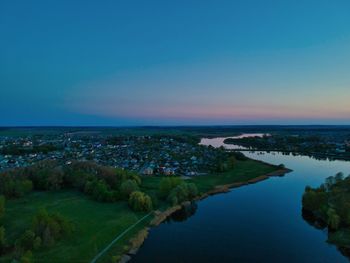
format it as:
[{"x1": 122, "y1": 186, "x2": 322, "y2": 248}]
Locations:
[{"x1": 143, "y1": 167, "x2": 154, "y2": 175}]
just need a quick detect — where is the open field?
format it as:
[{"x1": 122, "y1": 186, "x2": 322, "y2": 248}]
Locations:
[
  {"x1": 2, "y1": 191, "x2": 148, "y2": 263},
  {"x1": 190, "y1": 159, "x2": 278, "y2": 193}
]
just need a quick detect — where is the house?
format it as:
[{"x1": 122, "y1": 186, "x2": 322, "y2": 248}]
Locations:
[
  {"x1": 164, "y1": 167, "x2": 175, "y2": 176},
  {"x1": 143, "y1": 167, "x2": 154, "y2": 175},
  {"x1": 336, "y1": 148, "x2": 346, "y2": 153},
  {"x1": 186, "y1": 171, "x2": 197, "y2": 176}
]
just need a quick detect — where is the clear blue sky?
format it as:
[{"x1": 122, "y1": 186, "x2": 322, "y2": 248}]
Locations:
[{"x1": 1, "y1": 0, "x2": 350, "y2": 126}]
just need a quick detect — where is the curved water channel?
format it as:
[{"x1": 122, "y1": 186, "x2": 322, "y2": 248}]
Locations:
[{"x1": 131, "y1": 135, "x2": 350, "y2": 263}]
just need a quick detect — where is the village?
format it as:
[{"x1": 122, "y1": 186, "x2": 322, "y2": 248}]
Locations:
[{"x1": 0, "y1": 133, "x2": 225, "y2": 176}]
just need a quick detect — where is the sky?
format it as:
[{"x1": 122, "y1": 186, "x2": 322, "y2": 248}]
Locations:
[{"x1": 1, "y1": 0, "x2": 350, "y2": 126}]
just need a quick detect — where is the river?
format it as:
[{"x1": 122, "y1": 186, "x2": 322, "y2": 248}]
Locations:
[{"x1": 130, "y1": 135, "x2": 350, "y2": 263}]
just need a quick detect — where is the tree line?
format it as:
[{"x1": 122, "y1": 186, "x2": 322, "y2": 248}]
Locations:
[{"x1": 302, "y1": 172, "x2": 350, "y2": 231}]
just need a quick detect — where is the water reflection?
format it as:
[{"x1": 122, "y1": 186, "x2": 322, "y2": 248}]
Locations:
[
  {"x1": 166, "y1": 202, "x2": 198, "y2": 223},
  {"x1": 199, "y1": 133, "x2": 267, "y2": 150},
  {"x1": 301, "y1": 208, "x2": 327, "y2": 230}
]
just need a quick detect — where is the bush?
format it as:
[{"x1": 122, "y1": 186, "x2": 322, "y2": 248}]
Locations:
[
  {"x1": 120, "y1": 180, "x2": 139, "y2": 199},
  {"x1": 128, "y1": 191, "x2": 153, "y2": 212}
]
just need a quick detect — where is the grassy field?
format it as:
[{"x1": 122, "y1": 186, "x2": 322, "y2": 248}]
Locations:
[
  {"x1": 141, "y1": 159, "x2": 278, "y2": 194},
  {"x1": 191, "y1": 159, "x2": 277, "y2": 193},
  {"x1": 1, "y1": 159, "x2": 279, "y2": 263},
  {"x1": 2, "y1": 191, "x2": 148, "y2": 263}
]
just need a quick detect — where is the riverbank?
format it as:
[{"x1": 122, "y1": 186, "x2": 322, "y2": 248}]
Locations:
[
  {"x1": 128, "y1": 150, "x2": 350, "y2": 263},
  {"x1": 115, "y1": 162, "x2": 291, "y2": 263}
]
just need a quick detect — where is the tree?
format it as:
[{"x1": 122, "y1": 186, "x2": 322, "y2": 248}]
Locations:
[
  {"x1": 227, "y1": 156, "x2": 235, "y2": 169},
  {"x1": 0, "y1": 178, "x2": 33, "y2": 198},
  {"x1": 167, "y1": 183, "x2": 198, "y2": 205},
  {"x1": 159, "y1": 177, "x2": 182, "y2": 199},
  {"x1": 120, "y1": 180, "x2": 139, "y2": 199},
  {"x1": 128, "y1": 191, "x2": 153, "y2": 212},
  {"x1": 93, "y1": 180, "x2": 110, "y2": 202},
  {"x1": 334, "y1": 172, "x2": 344, "y2": 184},
  {"x1": 116, "y1": 169, "x2": 141, "y2": 185},
  {"x1": 327, "y1": 208, "x2": 341, "y2": 230},
  {"x1": 42, "y1": 227, "x2": 54, "y2": 247},
  {"x1": 302, "y1": 188, "x2": 327, "y2": 212},
  {"x1": 186, "y1": 183, "x2": 198, "y2": 199},
  {"x1": 32, "y1": 209, "x2": 74, "y2": 247}
]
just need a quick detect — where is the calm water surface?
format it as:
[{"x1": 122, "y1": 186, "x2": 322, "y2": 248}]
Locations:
[
  {"x1": 199, "y1": 133, "x2": 267, "y2": 150},
  {"x1": 131, "y1": 136, "x2": 350, "y2": 263}
]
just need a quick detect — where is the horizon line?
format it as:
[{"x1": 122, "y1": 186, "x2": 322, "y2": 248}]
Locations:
[{"x1": 1, "y1": 124, "x2": 350, "y2": 128}]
